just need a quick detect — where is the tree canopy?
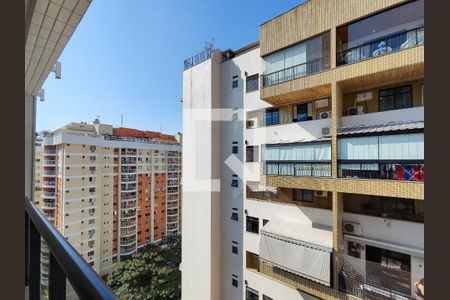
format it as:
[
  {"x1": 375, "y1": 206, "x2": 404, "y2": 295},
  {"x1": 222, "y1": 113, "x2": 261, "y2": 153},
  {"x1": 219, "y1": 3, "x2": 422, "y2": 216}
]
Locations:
[{"x1": 107, "y1": 236, "x2": 181, "y2": 300}]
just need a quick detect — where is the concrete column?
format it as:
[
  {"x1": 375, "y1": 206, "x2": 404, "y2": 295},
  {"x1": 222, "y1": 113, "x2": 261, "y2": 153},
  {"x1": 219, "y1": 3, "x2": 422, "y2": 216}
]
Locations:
[
  {"x1": 331, "y1": 81, "x2": 343, "y2": 178},
  {"x1": 25, "y1": 94, "x2": 36, "y2": 200},
  {"x1": 332, "y1": 191, "x2": 343, "y2": 290}
]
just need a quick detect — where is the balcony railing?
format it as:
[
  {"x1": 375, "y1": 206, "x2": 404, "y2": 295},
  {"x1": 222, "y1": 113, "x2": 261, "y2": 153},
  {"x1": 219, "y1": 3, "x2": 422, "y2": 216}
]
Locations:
[
  {"x1": 264, "y1": 161, "x2": 332, "y2": 177},
  {"x1": 340, "y1": 254, "x2": 415, "y2": 300},
  {"x1": 262, "y1": 58, "x2": 324, "y2": 87},
  {"x1": 25, "y1": 197, "x2": 117, "y2": 299},
  {"x1": 338, "y1": 160, "x2": 424, "y2": 182},
  {"x1": 336, "y1": 26, "x2": 424, "y2": 66},
  {"x1": 184, "y1": 47, "x2": 213, "y2": 71}
]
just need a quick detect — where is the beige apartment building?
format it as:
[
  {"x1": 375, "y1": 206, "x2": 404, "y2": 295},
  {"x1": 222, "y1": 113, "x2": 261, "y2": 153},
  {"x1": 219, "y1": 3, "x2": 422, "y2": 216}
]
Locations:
[
  {"x1": 182, "y1": 0, "x2": 423, "y2": 299},
  {"x1": 35, "y1": 121, "x2": 182, "y2": 283}
]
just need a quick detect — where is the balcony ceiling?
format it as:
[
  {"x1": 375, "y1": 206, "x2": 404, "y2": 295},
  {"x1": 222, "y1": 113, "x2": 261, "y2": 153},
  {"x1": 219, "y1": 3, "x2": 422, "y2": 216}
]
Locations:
[{"x1": 25, "y1": 0, "x2": 92, "y2": 96}]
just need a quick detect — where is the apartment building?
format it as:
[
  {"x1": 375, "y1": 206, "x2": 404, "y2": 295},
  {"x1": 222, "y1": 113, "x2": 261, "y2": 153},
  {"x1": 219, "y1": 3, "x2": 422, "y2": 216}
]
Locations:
[
  {"x1": 36, "y1": 121, "x2": 182, "y2": 280},
  {"x1": 182, "y1": 0, "x2": 424, "y2": 299}
]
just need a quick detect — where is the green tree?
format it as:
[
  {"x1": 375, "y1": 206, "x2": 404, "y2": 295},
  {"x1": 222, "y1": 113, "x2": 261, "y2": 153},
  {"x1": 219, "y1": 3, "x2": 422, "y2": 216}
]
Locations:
[{"x1": 107, "y1": 236, "x2": 181, "y2": 300}]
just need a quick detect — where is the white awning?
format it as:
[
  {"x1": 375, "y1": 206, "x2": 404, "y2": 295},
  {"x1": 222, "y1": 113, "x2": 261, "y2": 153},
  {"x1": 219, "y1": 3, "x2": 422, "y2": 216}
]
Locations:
[
  {"x1": 344, "y1": 234, "x2": 424, "y2": 258},
  {"x1": 246, "y1": 181, "x2": 277, "y2": 193},
  {"x1": 259, "y1": 218, "x2": 333, "y2": 286}
]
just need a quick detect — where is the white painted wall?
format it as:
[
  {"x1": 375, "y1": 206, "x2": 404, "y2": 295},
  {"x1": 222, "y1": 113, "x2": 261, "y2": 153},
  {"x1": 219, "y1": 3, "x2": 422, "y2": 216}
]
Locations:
[
  {"x1": 341, "y1": 106, "x2": 424, "y2": 127},
  {"x1": 182, "y1": 51, "x2": 222, "y2": 300},
  {"x1": 245, "y1": 269, "x2": 320, "y2": 300}
]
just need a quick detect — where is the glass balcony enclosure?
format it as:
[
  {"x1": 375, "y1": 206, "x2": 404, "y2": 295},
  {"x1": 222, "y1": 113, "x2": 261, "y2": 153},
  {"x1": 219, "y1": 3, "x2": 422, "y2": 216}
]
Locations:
[
  {"x1": 336, "y1": 0, "x2": 424, "y2": 66},
  {"x1": 338, "y1": 133, "x2": 424, "y2": 181},
  {"x1": 262, "y1": 31, "x2": 331, "y2": 87},
  {"x1": 264, "y1": 142, "x2": 332, "y2": 177}
]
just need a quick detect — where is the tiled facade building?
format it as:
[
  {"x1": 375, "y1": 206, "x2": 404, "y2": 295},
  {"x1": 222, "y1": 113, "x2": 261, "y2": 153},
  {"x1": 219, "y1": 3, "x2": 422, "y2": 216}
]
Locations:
[
  {"x1": 35, "y1": 121, "x2": 182, "y2": 282},
  {"x1": 182, "y1": 0, "x2": 424, "y2": 299}
]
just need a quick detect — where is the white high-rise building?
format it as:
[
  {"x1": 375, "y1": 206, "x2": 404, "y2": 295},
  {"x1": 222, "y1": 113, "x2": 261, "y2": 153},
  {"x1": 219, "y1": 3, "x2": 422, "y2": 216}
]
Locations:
[{"x1": 182, "y1": 1, "x2": 424, "y2": 299}]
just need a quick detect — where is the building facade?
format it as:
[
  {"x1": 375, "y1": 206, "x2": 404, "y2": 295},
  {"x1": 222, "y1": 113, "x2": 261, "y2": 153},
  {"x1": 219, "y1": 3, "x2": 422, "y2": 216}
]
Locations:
[
  {"x1": 182, "y1": 0, "x2": 424, "y2": 299},
  {"x1": 36, "y1": 121, "x2": 182, "y2": 280}
]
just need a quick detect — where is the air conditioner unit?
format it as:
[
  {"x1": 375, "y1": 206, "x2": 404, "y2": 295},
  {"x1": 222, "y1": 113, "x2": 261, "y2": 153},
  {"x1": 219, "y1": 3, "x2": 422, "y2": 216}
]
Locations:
[
  {"x1": 348, "y1": 106, "x2": 364, "y2": 116},
  {"x1": 246, "y1": 118, "x2": 257, "y2": 129},
  {"x1": 314, "y1": 191, "x2": 328, "y2": 197},
  {"x1": 343, "y1": 221, "x2": 362, "y2": 236},
  {"x1": 321, "y1": 127, "x2": 331, "y2": 137},
  {"x1": 319, "y1": 111, "x2": 332, "y2": 119}
]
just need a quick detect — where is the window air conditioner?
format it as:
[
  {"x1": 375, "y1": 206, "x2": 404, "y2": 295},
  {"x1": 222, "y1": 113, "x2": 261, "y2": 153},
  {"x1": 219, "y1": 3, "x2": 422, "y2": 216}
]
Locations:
[
  {"x1": 319, "y1": 111, "x2": 332, "y2": 119},
  {"x1": 348, "y1": 106, "x2": 364, "y2": 116},
  {"x1": 314, "y1": 191, "x2": 328, "y2": 197},
  {"x1": 343, "y1": 221, "x2": 362, "y2": 236},
  {"x1": 321, "y1": 127, "x2": 331, "y2": 137}
]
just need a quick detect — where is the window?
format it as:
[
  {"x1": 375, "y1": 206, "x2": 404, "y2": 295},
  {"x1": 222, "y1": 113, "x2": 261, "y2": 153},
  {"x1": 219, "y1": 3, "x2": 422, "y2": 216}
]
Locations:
[
  {"x1": 232, "y1": 75, "x2": 238, "y2": 88},
  {"x1": 263, "y1": 219, "x2": 269, "y2": 226},
  {"x1": 293, "y1": 189, "x2": 313, "y2": 203},
  {"x1": 246, "y1": 74, "x2": 259, "y2": 93},
  {"x1": 231, "y1": 178, "x2": 238, "y2": 188},
  {"x1": 348, "y1": 241, "x2": 362, "y2": 258},
  {"x1": 232, "y1": 275, "x2": 238, "y2": 288},
  {"x1": 265, "y1": 109, "x2": 279, "y2": 126},
  {"x1": 232, "y1": 142, "x2": 238, "y2": 154},
  {"x1": 231, "y1": 212, "x2": 239, "y2": 221},
  {"x1": 87, "y1": 251, "x2": 94, "y2": 257},
  {"x1": 263, "y1": 295, "x2": 274, "y2": 300},
  {"x1": 232, "y1": 243, "x2": 238, "y2": 255},
  {"x1": 293, "y1": 103, "x2": 313, "y2": 122},
  {"x1": 246, "y1": 287, "x2": 259, "y2": 300},
  {"x1": 246, "y1": 146, "x2": 259, "y2": 162},
  {"x1": 379, "y1": 85, "x2": 412, "y2": 111},
  {"x1": 246, "y1": 216, "x2": 259, "y2": 234}
]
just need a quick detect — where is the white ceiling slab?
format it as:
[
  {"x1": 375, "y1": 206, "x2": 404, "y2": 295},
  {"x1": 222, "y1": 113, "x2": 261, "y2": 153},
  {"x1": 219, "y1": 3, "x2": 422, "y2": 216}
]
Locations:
[{"x1": 25, "y1": 0, "x2": 92, "y2": 96}]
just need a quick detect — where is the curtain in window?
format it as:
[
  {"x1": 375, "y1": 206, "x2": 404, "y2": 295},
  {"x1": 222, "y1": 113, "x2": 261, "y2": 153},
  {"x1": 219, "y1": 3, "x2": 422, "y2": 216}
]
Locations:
[
  {"x1": 279, "y1": 164, "x2": 294, "y2": 176},
  {"x1": 338, "y1": 136, "x2": 379, "y2": 160},
  {"x1": 379, "y1": 133, "x2": 424, "y2": 160},
  {"x1": 266, "y1": 164, "x2": 279, "y2": 175}
]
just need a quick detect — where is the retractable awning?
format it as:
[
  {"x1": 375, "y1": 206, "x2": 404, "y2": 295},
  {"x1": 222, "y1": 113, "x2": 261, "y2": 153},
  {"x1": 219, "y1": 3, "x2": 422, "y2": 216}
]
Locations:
[
  {"x1": 259, "y1": 218, "x2": 333, "y2": 286},
  {"x1": 246, "y1": 181, "x2": 277, "y2": 193}
]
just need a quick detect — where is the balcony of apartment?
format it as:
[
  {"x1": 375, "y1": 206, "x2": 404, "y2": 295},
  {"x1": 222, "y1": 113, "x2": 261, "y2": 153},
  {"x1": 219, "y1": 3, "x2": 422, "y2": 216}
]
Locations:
[
  {"x1": 120, "y1": 166, "x2": 137, "y2": 174},
  {"x1": 121, "y1": 191, "x2": 137, "y2": 200},
  {"x1": 43, "y1": 170, "x2": 56, "y2": 177},
  {"x1": 167, "y1": 223, "x2": 178, "y2": 231},
  {"x1": 120, "y1": 200, "x2": 137, "y2": 210},
  {"x1": 167, "y1": 216, "x2": 179, "y2": 224},
  {"x1": 260, "y1": 0, "x2": 424, "y2": 106},
  {"x1": 121, "y1": 174, "x2": 137, "y2": 183},
  {"x1": 260, "y1": 31, "x2": 332, "y2": 105},
  {"x1": 120, "y1": 210, "x2": 137, "y2": 220},
  {"x1": 42, "y1": 201, "x2": 55, "y2": 209},
  {"x1": 120, "y1": 236, "x2": 136, "y2": 246},
  {"x1": 42, "y1": 180, "x2": 56, "y2": 188},
  {"x1": 262, "y1": 140, "x2": 334, "y2": 191},
  {"x1": 120, "y1": 157, "x2": 137, "y2": 165},
  {"x1": 167, "y1": 208, "x2": 178, "y2": 216},
  {"x1": 120, "y1": 149, "x2": 137, "y2": 156},
  {"x1": 120, "y1": 219, "x2": 137, "y2": 228},
  {"x1": 336, "y1": 122, "x2": 424, "y2": 200},
  {"x1": 120, "y1": 228, "x2": 136, "y2": 237},
  {"x1": 42, "y1": 191, "x2": 55, "y2": 198},
  {"x1": 42, "y1": 159, "x2": 56, "y2": 167},
  {"x1": 167, "y1": 188, "x2": 179, "y2": 194},
  {"x1": 120, "y1": 183, "x2": 137, "y2": 191},
  {"x1": 120, "y1": 244, "x2": 137, "y2": 256},
  {"x1": 167, "y1": 180, "x2": 179, "y2": 187},
  {"x1": 43, "y1": 150, "x2": 56, "y2": 156}
]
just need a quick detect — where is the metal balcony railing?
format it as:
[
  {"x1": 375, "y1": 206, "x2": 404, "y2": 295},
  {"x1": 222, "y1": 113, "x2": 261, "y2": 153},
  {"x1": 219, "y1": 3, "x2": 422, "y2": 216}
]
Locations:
[
  {"x1": 264, "y1": 161, "x2": 332, "y2": 177},
  {"x1": 25, "y1": 197, "x2": 117, "y2": 299},
  {"x1": 184, "y1": 47, "x2": 213, "y2": 71},
  {"x1": 338, "y1": 160, "x2": 424, "y2": 182},
  {"x1": 336, "y1": 26, "x2": 424, "y2": 66},
  {"x1": 262, "y1": 58, "x2": 323, "y2": 87}
]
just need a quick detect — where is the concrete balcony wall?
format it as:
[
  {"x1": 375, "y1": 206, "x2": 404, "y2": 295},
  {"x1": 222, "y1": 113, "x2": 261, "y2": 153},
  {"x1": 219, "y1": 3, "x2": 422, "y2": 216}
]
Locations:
[{"x1": 341, "y1": 106, "x2": 424, "y2": 127}]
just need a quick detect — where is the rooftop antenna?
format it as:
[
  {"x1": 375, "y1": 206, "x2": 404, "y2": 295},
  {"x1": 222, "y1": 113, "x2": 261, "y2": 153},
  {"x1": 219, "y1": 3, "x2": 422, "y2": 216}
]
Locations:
[
  {"x1": 121, "y1": 114, "x2": 123, "y2": 127},
  {"x1": 205, "y1": 38, "x2": 215, "y2": 51}
]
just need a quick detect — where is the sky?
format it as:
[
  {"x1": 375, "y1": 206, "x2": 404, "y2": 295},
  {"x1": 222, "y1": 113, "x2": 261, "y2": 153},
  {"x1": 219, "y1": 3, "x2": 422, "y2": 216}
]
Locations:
[{"x1": 37, "y1": 0, "x2": 304, "y2": 134}]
